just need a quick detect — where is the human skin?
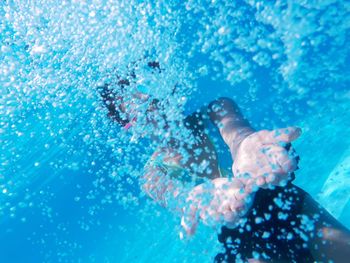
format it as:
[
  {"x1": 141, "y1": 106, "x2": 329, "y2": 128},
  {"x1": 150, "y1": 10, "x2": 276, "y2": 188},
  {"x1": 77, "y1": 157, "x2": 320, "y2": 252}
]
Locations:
[
  {"x1": 140, "y1": 97, "x2": 350, "y2": 261},
  {"x1": 99, "y1": 87, "x2": 350, "y2": 261},
  {"x1": 142, "y1": 97, "x2": 301, "y2": 234}
]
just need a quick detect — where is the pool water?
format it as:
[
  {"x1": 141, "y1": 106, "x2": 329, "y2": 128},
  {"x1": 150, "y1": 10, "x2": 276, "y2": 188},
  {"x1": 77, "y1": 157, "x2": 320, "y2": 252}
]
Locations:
[{"x1": 1, "y1": 0, "x2": 350, "y2": 262}]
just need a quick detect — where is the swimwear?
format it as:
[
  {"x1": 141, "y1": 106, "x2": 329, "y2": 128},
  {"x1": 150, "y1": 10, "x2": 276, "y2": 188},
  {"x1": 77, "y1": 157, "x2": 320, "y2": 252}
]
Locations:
[{"x1": 215, "y1": 184, "x2": 315, "y2": 262}]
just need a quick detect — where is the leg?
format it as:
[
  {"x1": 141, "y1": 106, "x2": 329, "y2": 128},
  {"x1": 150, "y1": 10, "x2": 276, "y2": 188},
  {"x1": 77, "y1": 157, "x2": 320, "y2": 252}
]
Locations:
[
  {"x1": 216, "y1": 184, "x2": 315, "y2": 262},
  {"x1": 216, "y1": 183, "x2": 350, "y2": 262},
  {"x1": 301, "y1": 192, "x2": 350, "y2": 261}
]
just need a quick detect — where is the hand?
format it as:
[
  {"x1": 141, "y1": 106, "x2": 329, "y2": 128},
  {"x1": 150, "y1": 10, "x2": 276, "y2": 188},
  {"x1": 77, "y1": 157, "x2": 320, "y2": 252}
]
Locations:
[
  {"x1": 232, "y1": 127, "x2": 301, "y2": 190},
  {"x1": 180, "y1": 178, "x2": 255, "y2": 237}
]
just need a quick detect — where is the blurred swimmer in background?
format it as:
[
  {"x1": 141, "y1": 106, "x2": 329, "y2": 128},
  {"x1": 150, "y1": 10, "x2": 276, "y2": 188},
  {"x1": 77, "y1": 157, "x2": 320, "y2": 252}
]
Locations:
[{"x1": 99, "y1": 61, "x2": 350, "y2": 262}]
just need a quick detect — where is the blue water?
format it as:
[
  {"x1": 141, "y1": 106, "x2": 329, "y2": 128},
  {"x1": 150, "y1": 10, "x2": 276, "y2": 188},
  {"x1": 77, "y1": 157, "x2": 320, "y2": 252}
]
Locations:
[{"x1": 1, "y1": 1, "x2": 350, "y2": 262}]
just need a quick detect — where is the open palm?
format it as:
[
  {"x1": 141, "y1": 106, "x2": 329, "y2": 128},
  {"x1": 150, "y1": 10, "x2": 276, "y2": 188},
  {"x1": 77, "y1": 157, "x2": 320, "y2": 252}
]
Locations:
[{"x1": 232, "y1": 127, "x2": 301, "y2": 190}]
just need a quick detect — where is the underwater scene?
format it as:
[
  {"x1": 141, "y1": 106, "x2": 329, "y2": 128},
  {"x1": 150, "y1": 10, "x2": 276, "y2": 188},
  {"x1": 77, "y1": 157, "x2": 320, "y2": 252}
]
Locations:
[{"x1": 1, "y1": 0, "x2": 350, "y2": 262}]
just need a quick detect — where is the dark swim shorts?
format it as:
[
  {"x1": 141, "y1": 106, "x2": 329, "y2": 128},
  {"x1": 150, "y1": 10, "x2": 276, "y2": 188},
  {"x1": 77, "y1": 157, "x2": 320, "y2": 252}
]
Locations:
[{"x1": 215, "y1": 184, "x2": 316, "y2": 262}]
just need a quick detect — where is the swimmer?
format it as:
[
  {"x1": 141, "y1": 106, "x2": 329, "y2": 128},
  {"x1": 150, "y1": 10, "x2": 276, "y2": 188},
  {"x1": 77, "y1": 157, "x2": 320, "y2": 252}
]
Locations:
[{"x1": 99, "y1": 62, "x2": 350, "y2": 262}]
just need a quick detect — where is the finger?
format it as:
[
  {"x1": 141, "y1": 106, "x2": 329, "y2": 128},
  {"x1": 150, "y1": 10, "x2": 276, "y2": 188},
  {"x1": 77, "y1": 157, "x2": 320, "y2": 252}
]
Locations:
[
  {"x1": 253, "y1": 173, "x2": 282, "y2": 189},
  {"x1": 275, "y1": 174, "x2": 291, "y2": 187},
  {"x1": 266, "y1": 173, "x2": 277, "y2": 185},
  {"x1": 258, "y1": 163, "x2": 293, "y2": 186},
  {"x1": 278, "y1": 156, "x2": 298, "y2": 173},
  {"x1": 204, "y1": 208, "x2": 222, "y2": 226},
  {"x1": 181, "y1": 195, "x2": 200, "y2": 233},
  {"x1": 229, "y1": 194, "x2": 254, "y2": 218},
  {"x1": 267, "y1": 148, "x2": 299, "y2": 173},
  {"x1": 229, "y1": 198, "x2": 246, "y2": 212},
  {"x1": 286, "y1": 148, "x2": 300, "y2": 168},
  {"x1": 223, "y1": 210, "x2": 239, "y2": 223},
  {"x1": 263, "y1": 146, "x2": 298, "y2": 174},
  {"x1": 245, "y1": 174, "x2": 268, "y2": 189},
  {"x1": 217, "y1": 199, "x2": 232, "y2": 214},
  {"x1": 181, "y1": 211, "x2": 198, "y2": 236},
  {"x1": 263, "y1": 144, "x2": 288, "y2": 158},
  {"x1": 233, "y1": 185, "x2": 251, "y2": 201},
  {"x1": 244, "y1": 181, "x2": 259, "y2": 193},
  {"x1": 262, "y1": 127, "x2": 302, "y2": 144},
  {"x1": 266, "y1": 173, "x2": 289, "y2": 186}
]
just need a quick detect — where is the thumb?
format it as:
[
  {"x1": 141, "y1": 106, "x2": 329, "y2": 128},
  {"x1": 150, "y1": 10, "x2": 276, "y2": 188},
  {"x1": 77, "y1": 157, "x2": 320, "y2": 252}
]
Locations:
[
  {"x1": 266, "y1": 127, "x2": 302, "y2": 143},
  {"x1": 181, "y1": 214, "x2": 198, "y2": 237}
]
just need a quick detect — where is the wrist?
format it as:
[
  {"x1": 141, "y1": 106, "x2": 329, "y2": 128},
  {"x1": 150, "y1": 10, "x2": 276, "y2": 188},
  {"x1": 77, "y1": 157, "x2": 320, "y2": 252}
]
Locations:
[{"x1": 229, "y1": 127, "x2": 255, "y2": 159}]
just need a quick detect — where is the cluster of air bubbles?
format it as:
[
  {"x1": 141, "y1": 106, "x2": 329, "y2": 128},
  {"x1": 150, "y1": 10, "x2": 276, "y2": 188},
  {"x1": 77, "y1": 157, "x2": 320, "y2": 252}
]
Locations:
[
  {"x1": 179, "y1": 0, "x2": 350, "y2": 103},
  {"x1": 1, "y1": 0, "x2": 350, "y2": 260},
  {"x1": 0, "y1": 0, "x2": 190, "y2": 209}
]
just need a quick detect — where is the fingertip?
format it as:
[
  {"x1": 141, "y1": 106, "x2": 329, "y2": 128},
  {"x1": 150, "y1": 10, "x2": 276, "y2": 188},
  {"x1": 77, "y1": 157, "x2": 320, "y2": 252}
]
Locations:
[
  {"x1": 181, "y1": 216, "x2": 197, "y2": 236},
  {"x1": 256, "y1": 176, "x2": 266, "y2": 187},
  {"x1": 266, "y1": 173, "x2": 276, "y2": 184},
  {"x1": 288, "y1": 126, "x2": 302, "y2": 141},
  {"x1": 280, "y1": 158, "x2": 295, "y2": 172},
  {"x1": 274, "y1": 127, "x2": 302, "y2": 143}
]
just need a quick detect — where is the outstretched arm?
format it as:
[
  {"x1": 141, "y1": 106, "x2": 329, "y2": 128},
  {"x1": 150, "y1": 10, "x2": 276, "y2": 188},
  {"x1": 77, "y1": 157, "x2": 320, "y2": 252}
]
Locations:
[
  {"x1": 208, "y1": 97, "x2": 301, "y2": 190},
  {"x1": 142, "y1": 148, "x2": 257, "y2": 237},
  {"x1": 142, "y1": 97, "x2": 302, "y2": 237}
]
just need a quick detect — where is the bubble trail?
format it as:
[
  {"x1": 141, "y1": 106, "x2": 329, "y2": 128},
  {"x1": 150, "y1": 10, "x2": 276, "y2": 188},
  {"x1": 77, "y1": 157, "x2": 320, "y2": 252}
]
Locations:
[{"x1": 0, "y1": 0, "x2": 349, "y2": 262}]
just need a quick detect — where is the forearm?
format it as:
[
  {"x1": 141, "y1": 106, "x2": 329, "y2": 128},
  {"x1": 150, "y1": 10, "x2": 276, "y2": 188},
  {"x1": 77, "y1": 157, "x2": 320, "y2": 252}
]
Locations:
[
  {"x1": 142, "y1": 164, "x2": 186, "y2": 211},
  {"x1": 208, "y1": 97, "x2": 255, "y2": 159}
]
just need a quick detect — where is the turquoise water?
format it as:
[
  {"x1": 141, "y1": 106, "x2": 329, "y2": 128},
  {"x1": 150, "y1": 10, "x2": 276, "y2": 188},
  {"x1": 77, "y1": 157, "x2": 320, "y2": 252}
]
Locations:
[{"x1": 1, "y1": 0, "x2": 350, "y2": 262}]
